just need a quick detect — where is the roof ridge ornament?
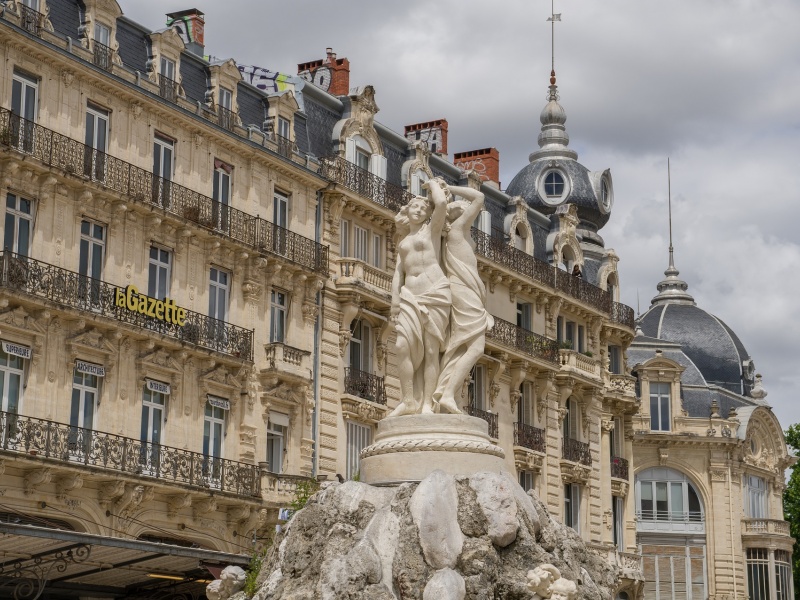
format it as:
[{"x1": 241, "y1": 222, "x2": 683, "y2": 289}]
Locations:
[{"x1": 651, "y1": 159, "x2": 696, "y2": 306}]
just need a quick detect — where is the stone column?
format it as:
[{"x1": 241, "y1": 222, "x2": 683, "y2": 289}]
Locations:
[{"x1": 600, "y1": 414, "x2": 614, "y2": 545}]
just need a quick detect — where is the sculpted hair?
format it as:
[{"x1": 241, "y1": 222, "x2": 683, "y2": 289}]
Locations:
[{"x1": 394, "y1": 195, "x2": 432, "y2": 242}]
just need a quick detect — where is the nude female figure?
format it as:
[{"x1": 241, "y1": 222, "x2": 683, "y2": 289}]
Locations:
[
  {"x1": 432, "y1": 185, "x2": 494, "y2": 414},
  {"x1": 389, "y1": 178, "x2": 451, "y2": 416}
]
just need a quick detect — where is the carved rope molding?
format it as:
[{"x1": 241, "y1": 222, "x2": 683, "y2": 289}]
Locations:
[{"x1": 360, "y1": 439, "x2": 506, "y2": 459}]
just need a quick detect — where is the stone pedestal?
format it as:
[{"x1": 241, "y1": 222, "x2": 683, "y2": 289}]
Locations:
[{"x1": 360, "y1": 414, "x2": 507, "y2": 485}]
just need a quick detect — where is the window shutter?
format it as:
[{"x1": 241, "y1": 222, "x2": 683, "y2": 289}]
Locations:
[
  {"x1": 570, "y1": 400, "x2": 579, "y2": 439},
  {"x1": 410, "y1": 172, "x2": 421, "y2": 196},
  {"x1": 345, "y1": 138, "x2": 356, "y2": 163},
  {"x1": 572, "y1": 485, "x2": 581, "y2": 533},
  {"x1": 370, "y1": 154, "x2": 387, "y2": 180},
  {"x1": 478, "y1": 210, "x2": 491, "y2": 235}
]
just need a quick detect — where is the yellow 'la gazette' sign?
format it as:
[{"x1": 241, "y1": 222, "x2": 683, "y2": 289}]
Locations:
[{"x1": 115, "y1": 285, "x2": 187, "y2": 326}]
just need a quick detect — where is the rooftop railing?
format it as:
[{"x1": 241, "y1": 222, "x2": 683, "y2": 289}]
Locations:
[
  {"x1": 319, "y1": 156, "x2": 411, "y2": 214},
  {"x1": 158, "y1": 74, "x2": 179, "y2": 103},
  {"x1": 92, "y1": 40, "x2": 113, "y2": 72},
  {"x1": 471, "y1": 228, "x2": 556, "y2": 288},
  {"x1": 611, "y1": 301, "x2": 635, "y2": 329},
  {"x1": 19, "y1": 4, "x2": 44, "y2": 37},
  {"x1": 344, "y1": 367, "x2": 387, "y2": 405},
  {"x1": 514, "y1": 422, "x2": 546, "y2": 453},
  {"x1": 562, "y1": 436, "x2": 592, "y2": 466},
  {"x1": 0, "y1": 108, "x2": 328, "y2": 274},
  {"x1": 611, "y1": 455, "x2": 629, "y2": 480},
  {"x1": 486, "y1": 316, "x2": 560, "y2": 364},
  {"x1": 467, "y1": 404, "x2": 498, "y2": 439},
  {"x1": 0, "y1": 410, "x2": 260, "y2": 497},
  {"x1": 0, "y1": 251, "x2": 254, "y2": 361}
]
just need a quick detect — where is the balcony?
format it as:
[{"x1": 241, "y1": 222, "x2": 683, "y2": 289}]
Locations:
[
  {"x1": 472, "y1": 228, "x2": 555, "y2": 288},
  {"x1": 514, "y1": 422, "x2": 546, "y2": 453},
  {"x1": 92, "y1": 40, "x2": 114, "y2": 72},
  {"x1": 553, "y1": 269, "x2": 612, "y2": 313},
  {"x1": 742, "y1": 518, "x2": 791, "y2": 537},
  {"x1": 562, "y1": 436, "x2": 592, "y2": 466},
  {"x1": 0, "y1": 108, "x2": 329, "y2": 274},
  {"x1": 486, "y1": 317, "x2": 560, "y2": 364},
  {"x1": 215, "y1": 105, "x2": 237, "y2": 132},
  {"x1": 0, "y1": 410, "x2": 260, "y2": 498},
  {"x1": 558, "y1": 349, "x2": 602, "y2": 380},
  {"x1": 158, "y1": 74, "x2": 179, "y2": 103},
  {"x1": 344, "y1": 367, "x2": 387, "y2": 405},
  {"x1": 611, "y1": 455, "x2": 629, "y2": 480},
  {"x1": 0, "y1": 251, "x2": 254, "y2": 361},
  {"x1": 319, "y1": 155, "x2": 411, "y2": 214},
  {"x1": 636, "y1": 509, "x2": 705, "y2": 534},
  {"x1": 261, "y1": 471, "x2": 316, "y2": 503},
  {"x1": 336, "y1": 258, "x2": 392, "y2": 297},
  {"x1": 275, "y1": 134, "x2": 294, "y2": 159},
  {"x1": 467, "y1": 404, "x2": 498, "y2": 439},
  {"x1": 611, "y1": 301, "x2": 635, "y2": 329},
  {"x1": 263, "y1": 342, "x2": 312, "y2": 387},
  {"x1": 19, "y1": 4, "x2": 44, "y2": 37}
]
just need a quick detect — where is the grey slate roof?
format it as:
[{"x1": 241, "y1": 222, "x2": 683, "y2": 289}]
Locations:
[
  {"x1": 47, "y1": 0, "x2": 81, "y2": 40},
  {"x1": 115, "y1": 17, "x2": 148, "y2": 74},
  {"x1": 179, "y1": 53, "x2": 208, "y2": 105},
  {"x1": 237, "y1": 85, "x2": 266, "y2": 130}
]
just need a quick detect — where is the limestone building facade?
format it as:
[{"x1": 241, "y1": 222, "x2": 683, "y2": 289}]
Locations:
[
  {"x1": 628, "y1": 255, "x2": 795, "y2": 600},
  {"x1": 0, "y1": 0, "x2": 644, "y2": 597}
]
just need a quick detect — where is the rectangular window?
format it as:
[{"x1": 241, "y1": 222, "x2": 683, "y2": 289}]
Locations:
[
  {"x1": 349, "y1": 320, "x2": 372, "y2": 373},
  {"x1": 565, "y1": 321, "x2": 575, "y2": 350},
  {"x1": 160, "y1": 56, "x2": 176, "y2": 80},
  {"x1": 212, "y1": 162, "x2": 231, "y2": 232},
  {"x1": 747, "y1": 548, "x2": 771, "y2": 600},
  {"x1": 519, "y1": 471, "x2": 535, "y2": 492},
  {"x1": 153, "y1": 134, "x2": 174, "y2": 207},
  {"x1": 517, "y1": 382, "x2": 534, "y2": 425},
  {"x1": 346, "y1": 421, "x2": 372, "y2": 480},
  {"x1": 468, "y1": 365, "x2": 486, "y2": 411},
  {"x1": 4, "y1": 193, "x2": 33, "y2": 257},
  {"x1": 159, "y1": 57, "x2": 177, "y2": 102},
  {"x1": 476, "y1": 210, "x2": 491, "y2": 236},
  {"x1": 556, "y1": 316, "x2": 564, "y2": 343},
  {"x1": 355, "y1": 148, "x2": 370, "y2": 171},
  {"x1": 69, "y1": 369, "x2": 99, "y2": 456},
  {"x1": 272, "y1": 190, "x2": 289, "y2": 255},
  {"x1": 577, "y1": 325, "x2": 585, "y2": 352},
  {"x1": 79, "y1": 220, "x2": 105, "y2": 306},
  {"x1": 516, "y1": 303, "x2": 532, "y2": 331},
  {"x1": 267, "y1": 412, "x2": 289, "y2": 474},
  {"x1": 147, "y1": 245, "x2": 171, "y2": 300},
  {"x1": 0, "y1": 346, "x2": 25, "y2": 414},
  {"x1": 208, "y1": 267, "x2": 229, "y2": 322},
  {"x1": 564, "y1": 483, "x2": 581, "y2": 532},
  {"x1": 340, "y1": 220, "x2": 350, "y2": 258},
  {"x1": 612, "y1": 496, "x2": 624, "y2": 551},
  {"x1": 371, "y1": 233, "x2": 382, "y2": 268},
  {"x1": 608, "y1": 345, "x2": 622, "y2": 374},
  {"x1": 21, "y1": 0, "x2": 40, "y2": 9},
  {"x1": 563, "y1": 398, "x2": 579, "y2": 440},
  {"x1": 270, "y1": 290, "x2": 287, "y2": 343},
  {"x1": 649, "y1": 382, "x2": 671, "y2": 431},
  {"x1": 203, "y1": 399, "x2": 226, "y2": 481},
  {"x1": 218, "y1": 87, "x2": 232, "y2": 110},
  {"x1": 610, "y1": 416, "x2": 623, "y2": 457},
  {"x1": 277, "y1": 116, "x2": 290, "y2": 139},
  {"x1": 775, "y1": 550, "x2": 793, "y2": 600},
  {"x1": 10, "y1": 70, "x2": 38, "y2": 153},
  {"x1": 84, "y1": 103, "x2": 109, "y2": 181},
  {"x1": 141, "y1": 386, "x2": 166, "y2": 445},
  {"x1": 353, "y1": 225, "x2": 369, "y2": 262},
  {"x1": 94, "y1": 23, "x2": 110, "y2": 46},
  {"x1": 744, "y1": 475, "x2": 767, "y2": 518}
]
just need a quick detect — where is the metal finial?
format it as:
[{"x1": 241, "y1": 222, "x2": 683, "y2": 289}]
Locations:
[
  {"x1": 547, "y1": 0, "x2": 561, "y2": 80},
  {"x1": 667, "y1": 157, "x2": 674, "y2": 269}
]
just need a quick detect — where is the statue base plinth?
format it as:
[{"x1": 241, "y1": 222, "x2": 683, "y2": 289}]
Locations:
[{"x1": 359, "y1": 414, "x2": 507, "y2": 485}]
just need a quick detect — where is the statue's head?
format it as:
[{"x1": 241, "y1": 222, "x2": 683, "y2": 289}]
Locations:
[
  {"x1": 407, "y1": 195, "x2": 433, "y2": 224},
  {"x1": 549, "y1": 577, "x2": 577, "y2": 600},
  {"x1": 446, "y1": 200, "x2": 469, "y2": 222},
  {"x1": 527, "y1": 564, "x2": 561, "y2": 596}
]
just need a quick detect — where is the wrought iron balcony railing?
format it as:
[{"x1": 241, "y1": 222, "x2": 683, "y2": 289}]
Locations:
[
  {"x1": 0, "y1": 410, "x2": 260, "y2": 497},
  {"x1": 275, "y1": 134, "x2": 294, "y2": 159},
  {"x1": 216, "y1": 105, "x2": 237, "y2": 132},
  {"x1": 610, "y1": 455, "x2": 629, "y2": 479},
  {"x1": 514, "y1": 422, "x2": 546, "y2": 453},
  {"x1": 467, "y1": 404, "x2": 498, "y2": 439},
  {"x1": 562, "y1": 436, "x2": 592, "y2": 466},
  {"x1": 636, "y1": 509, "x2": 704, "y2": 523},
  {"x1": 486, "y1": 316, "x2": 560, "y2": 364},
  {"x1": 158, "y1": 74, "x2": 179, "y2": 103},
  {"x1": 0, "y1": 108, "x2": 329, "y2": 274},
  {"x1": 0, "y1": 251, "x2": 254, "y2": 361},
  {"x1": 610, "y1": 301, "x2": 635, "y2": 329},
  {"x1": 344, "y1": 367, "x2": 387, "y2": 405},
  {"x1": 471, "y1": 228, "x2": 556, "y2": 288},
  {"x1": 319, "y1": 156, "x2": 411, "y2": 214},
  {"x1": 19, "y1": 4, "x2": 44, "y2": 37},
  {"x1": 553, "y1": 269, "x2": 612, "y2": 313},
  {"x1": 92, "y1": 40, "x2": 114, "y2": 72}
]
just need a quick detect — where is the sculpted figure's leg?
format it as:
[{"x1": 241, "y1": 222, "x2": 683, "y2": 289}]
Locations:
[
  {"x1": 439, "y1": 336, "x2": 486, "y2": 414},
  {"x1": 389, "y1": 334, "x2": 417, "y2": 417},
  {"x1": 421, "y1": 332, "x2": 441, "y2": 414}
]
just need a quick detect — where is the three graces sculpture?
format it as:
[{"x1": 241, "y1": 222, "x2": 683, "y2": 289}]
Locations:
[{"x1": 389, "y1": 178, "x2": 494, "y2": 417}]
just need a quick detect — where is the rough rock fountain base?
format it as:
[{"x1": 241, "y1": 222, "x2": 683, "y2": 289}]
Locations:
[
  {"x1": 360, "y1": 414, "x2": 506, "y2": 484},
  {"x1": 250, "y1": 469, "x2": 618, "y2": 600}
]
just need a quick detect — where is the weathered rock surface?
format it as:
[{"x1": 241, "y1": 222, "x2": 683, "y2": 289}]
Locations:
[{"x1": 251, "y1": 470, "x2": 619, "y2": 599}]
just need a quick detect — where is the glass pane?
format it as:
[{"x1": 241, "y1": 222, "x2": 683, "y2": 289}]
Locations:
[
  {"x1": 83, "y1": 392, "x2": 94, "y2": 429},
  {"x1": 213, "y1": 422, "x2": 222, "y2": 456},
  {"x1": 688, "y1": 485, "x2": 701, "y2": 519},
  {"x1": 203, "y1": 419, "x2": 210, "y2": 454},
  {"x1": 70, "y1": 388, "x2": 81, "y2": 427},
  {"x1": 92, "y1": 243, "x2": 103, "y2": 279},
  {"x1": 655, "y1": 482, "x2": 668, "y2": 518},
  {"x1": 23, "y1": 84, "x2": 36, "y2": 121},
  {"x1": 650, "y1": 396, "x2": 660, "y2": 430},
  {"x1": 151, "y1": 408, "x2": 162, "y2": 443},
  {"x1": 85, "y1": 112, "x2": 94, "y2": 147},
  {"x1": 7, "y1": 373, "x2": 21, "y2": 414},
  {"x1": 140, "y1": 399, "x2": 148, "y2": 442},
  {"x1": 660, "y1": 399, "x2": 670, "y2": 431},
  {"x1": 11, "y1": 79, "x2": 21, "y2": 116},
  {"x1": 17, "y1": 219, "x2": 29, "y2": 257},
  {"x1": 670, "y1": 483, "x2": 684, "y2": 518}
]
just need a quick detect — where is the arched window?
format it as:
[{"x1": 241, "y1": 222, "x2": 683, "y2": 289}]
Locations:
[
  {"x1": 345, "y1": 135, "x2": 386, "y2": 179},
  {"x1": 636, "y1": 467, "x2": 704, "y2": 529}
]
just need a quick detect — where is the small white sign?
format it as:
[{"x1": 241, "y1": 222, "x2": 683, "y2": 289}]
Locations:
[
  {"x1": 146, "y1": 379, "x2": 171, "y2": 395},
  {"x1": 2, "y1": 341, "x2": 32, "y2": 360},
  {"x1": 207, "y1": 396, "x2": 230, "y2": 411},
  {"x1": 75, "y1": 360, "x2": 105, "y2": 377}
]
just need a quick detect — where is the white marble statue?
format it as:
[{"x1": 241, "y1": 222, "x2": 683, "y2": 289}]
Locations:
[
  {"x1": 389, "y1": 178, "x2": 492, "y2": 416},
  {"x1": 525, "y1": 564, "x2": 578, "y2": 600}
]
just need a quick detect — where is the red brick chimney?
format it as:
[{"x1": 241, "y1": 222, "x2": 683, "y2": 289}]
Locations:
[
  {"x1": 454, "y1": 148, "x2": 500, "y2": 188},
  {"x1": 297, "y1": 48, "x2": 350, "y2": 96},
  {"x1": 404, "y1": 119, "x2": 449, "y2": 156}
]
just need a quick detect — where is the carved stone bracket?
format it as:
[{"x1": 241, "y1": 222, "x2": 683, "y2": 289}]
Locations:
[
  {"x1": 24, "y1": 468, "x2": 52, "y2": 495},
  {"x1": 514, "y1": 448, "x2": 544, "y2": 474},
  {"x1": 55, "y1": 473, "x2": 83, "y2": 499},
  {"x1": 560, "y1": 461, "x2": 591, "y2": 485},
  {"x1": 193, "y1": 496, "x2": 217, "y2": 520},
  {"x1": 167, "y1": 493, "x2": 192, "y2": 518}
]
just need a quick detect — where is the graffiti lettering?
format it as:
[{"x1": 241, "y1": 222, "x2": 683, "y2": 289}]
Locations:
[
  {"x1": 456, "y1": 158, "x2": 489, "y2": 181},
  {"x1": 239, "y1": 65, "x2": 293, "y2": 95}
]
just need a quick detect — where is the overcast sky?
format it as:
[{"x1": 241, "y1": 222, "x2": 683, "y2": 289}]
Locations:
[{"x1": 124, "y1": 0, "x2": 800, "y2": 431}]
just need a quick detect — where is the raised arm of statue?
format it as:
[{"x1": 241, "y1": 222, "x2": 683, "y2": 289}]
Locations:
[{"x1": 446, "y1": 185, "x2": 485, "y2": 228}]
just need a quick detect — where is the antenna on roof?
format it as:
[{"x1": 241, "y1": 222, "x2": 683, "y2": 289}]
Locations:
[
  {"x1": 637, "y1": 289, "x2": 640, "y2": 316},
  {"x1": 547, "y1": 0, "x2": 562, "y2": 83},
  {"x1": 667, "y1": 157, "x2": 674, "y2": 269}
]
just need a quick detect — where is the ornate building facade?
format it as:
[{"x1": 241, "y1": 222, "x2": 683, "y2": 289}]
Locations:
[
  {"x1": 0, "y1": 0, "x2": 647, "y2": 597},
  {"x1": 629, "y1": 255, "x2": 795, "y2": 600}
]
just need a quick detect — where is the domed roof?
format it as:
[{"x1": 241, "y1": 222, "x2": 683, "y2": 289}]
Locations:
[
  {"x1": 506, "y1": 73, "x2": 612, "y2": 234},
  {"x1": 637, "y1": 258, "x2": 756, "y2": 396}
]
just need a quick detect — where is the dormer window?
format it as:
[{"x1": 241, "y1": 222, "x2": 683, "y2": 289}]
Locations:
[
  {"x1": 345, "y1": 135, "x2": 386, "y2": 179},
  {"x1": 649, "y1": 382, "x2": 671, "y2": 431},
  {"x1": 355, "y1": 148, "x2": 370, "y2": 171},
  {"x1": 545, "y1": 171, "x2": 565, "y2": 197},
  {"x1": 94, "y1": 22, "x2": 110, "y2": 46},
  {"x1": 160, "y1": 57, "x2": 175, "y2": 80},
  {"x1": 277, "y1": 116, "x2": 290, "y2": 140},
  {"x1": 218, "y1": 87, "x2": 232, "y2": 111}
]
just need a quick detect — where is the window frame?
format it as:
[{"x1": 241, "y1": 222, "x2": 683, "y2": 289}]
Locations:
[
  {"x1": 468, "y1": 364, "x2": 486, "y2": 411},
  {"x1": 346, "y1": 421, "x2": 372, "y2": 480},
  {"x1": 0, "y1": 346, "x2": 25, "y2": 414},
  {"x1": 147, "y1": 245, "x2": 172, "y2": 300},
  {"x1": 270, "y1": 289, "x2": 288, "y2": 343},
  {"x1": 649, "y1": 381, "x2": 671, "y2": 431},
  {"x1": 743, "y1": 474, "x2": 767, "y2": 519},
  {"x1": 564, "y1": 483, "x2": 581, "y2": 532},
  {"x1": 266, "y1": 412, "x2": 289, "y2": 474},
  {"x1": 160, "y1": 56, "x2": 176, "y2": 81},
  {"x1": 4, "y1": 193, "x2": 34, "y2": 257}
]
